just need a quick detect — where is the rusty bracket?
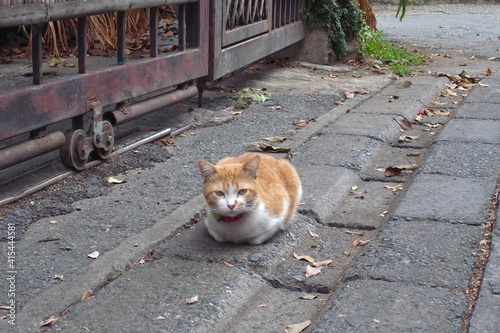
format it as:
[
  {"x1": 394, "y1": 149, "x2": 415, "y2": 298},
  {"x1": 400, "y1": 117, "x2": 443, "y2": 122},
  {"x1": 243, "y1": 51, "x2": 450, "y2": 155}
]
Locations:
[{"x1": 90, "y1": 101, "x2": 104, "y2": 149}]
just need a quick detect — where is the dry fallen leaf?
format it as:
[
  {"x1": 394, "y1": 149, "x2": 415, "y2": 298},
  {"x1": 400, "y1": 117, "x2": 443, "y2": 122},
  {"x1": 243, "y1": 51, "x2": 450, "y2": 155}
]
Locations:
[
  {"x1": 301, "y1": 294, "x2": 318, "y2": 300},
  {"x1": 229, "y1": 109, "x2": 243, "y2": 115},
  {"x1": 485, "y1": 68, "x2": 492, "y2": 76},
  {"x1": 50, "y1": 220, "x2": 57, "y2": 224},
  {"x1": 267, "y1": 105, "x2": 282, "y2": 110},
  {"x1": 397, "y1": 80, "x2": 412, "y2": 88},
  {"x1": 399, "y1": 134, "x2": 420, "y2": 143},
  {"x1": 81, "y1": 290, "x2": 94, "y2": 301},
  {"x1": 88, "y1": 251, "x2": 100, "y2": 259},
  {"x1": 345, "y1": 230, "x2": 364, "y2": 236},
  {"x1": 285, "y1": 320, "x2": 312, "y2": 333},
  {"x1": 107, "y1": 177, "x2": 125, "y2": 184},
  {"x1": 40, "y1": 315, "x2": 58, "y2": 327},
  {"x1": 353, "y1": 238, "x2": 372, "y2": 247},
  {"x1": 372, "y1": 318, "x2": 381, "y2": 324},
  {"x1": 424, "y1": 122, "x2": 443, "y2": 129},
  {"x1": 292, "y1": 119, "x2": 313, "y2": 127},
  {"x1": 305, "y1": 265, "x2": 323, "y2": 278},
  {"x1": 384, "y1": 164, "x2": 418, "y2": 177},
  {"x1": 342, "y1": 251, "x2": 351, "y2": 256},
  {"x1": 293, "y1": 253, "x2": 315, "y2": 264},
  {"x1": 244, "y1": 141, "x2": 290, "y2": 153},
  {"x1": 313, "y1": 260, "x2": 332, "y2": 267},
  {"x1": 384, "y1": 183, "x2": 404, "y2": 192},
  {"x1": 54, "y1": 274, "x2": 64, "y2": 280},
  {"x1": 393, "y1": 117, "x2": 413, "y2": 130},
  {"x1": 344, "y1": 91, "x2": 355, "y2": 99},
  {"x1": 220, "y1": 260, "x2": 234, "y2": 267},
  {"x1": 307, "y1": 229, "x2": 320, "y2": 238},
  {"x1": 186, "y1": 295, "x2": 199, "y2": 304}
]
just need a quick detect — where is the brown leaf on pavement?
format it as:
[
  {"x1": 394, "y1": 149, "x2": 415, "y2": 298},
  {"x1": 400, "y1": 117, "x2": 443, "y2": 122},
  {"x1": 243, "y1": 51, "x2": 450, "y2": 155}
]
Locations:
[
  {"x1": 300, "y1": 294, "x2": 318, "y2": 300},
  {"x1": 81, "y1": 290, "x2": 94, "y2": 301},
  {"x1": 185, "y1": 295, "x2": 199, "y2": 304},
  {"x1": 285, "y1": 320, "x2": 312, "y2": 333},
  {"x1": 305, "y1": 265, "x2": 323, "y2": 278},
  {"x1": 293, "y1": 252, "x2": 315, "y2": 264},
  {"x1": 40, "y1": 315, "x2": 58, "y2": 327},
  {"x1": 384, "y1": 164, "x2": 418, "y2": 177},
  {"x1": 393, "y1": 117, "x2": 413, "y2": 130},
  {"x1": 244, "y1": 141, "x2": 290, "y2": 153},
  {"x1": 384, "y1": 183, "x2": 404, "y2": 192}
]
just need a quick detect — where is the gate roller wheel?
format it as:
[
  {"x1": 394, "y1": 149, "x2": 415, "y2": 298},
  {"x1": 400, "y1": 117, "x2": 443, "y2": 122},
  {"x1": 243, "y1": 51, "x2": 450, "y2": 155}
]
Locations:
[
  {"x1": 60, "y1": 129, "x2": 90, "y2": 170},
  {"x1": 96, "y1": 120, "x2": 114, "y2": 160}
]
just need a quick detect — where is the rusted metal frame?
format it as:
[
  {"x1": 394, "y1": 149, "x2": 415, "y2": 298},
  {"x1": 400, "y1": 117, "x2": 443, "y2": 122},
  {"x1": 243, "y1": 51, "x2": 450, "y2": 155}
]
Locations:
[
  {"x1": 222, "y1": 20, "x2": 269, "y2": 47},
  {"x1": 185, "y1": 2, "x2": 200, "y2": 48},
  {"x1": 78, "y1": 17, "x2": 87, "y2": 74},
  {"x1": 212, "y1": 20, "x2": 305, "y2": 81},
  {"x1": 0, "y1": 131, "x2": 66, "y2": 171},
  {"x1": 109, "y1": 85, "x2": 198, "y2": 125},
  {"x1": 117, "y1": 11, "x2": 126, "y2": 64},
  {"x1": 0, "y1": 48, "x2": 208, "y2": 142},
  {"x1": 0, "y1": 0, "x2": 199, "y2": 28},
  {"x1": 31, "y1": 24, "x2": 43, "y2": 85},
  {"x1": 274, "y1": 0, "x2": 282, "y2": 28},
  {"x1": 150, "y1": 7, "x2": 159, "y2": 57},
  {"x1": 178, "y1": 4, "x2": 186, "y2": 51}
]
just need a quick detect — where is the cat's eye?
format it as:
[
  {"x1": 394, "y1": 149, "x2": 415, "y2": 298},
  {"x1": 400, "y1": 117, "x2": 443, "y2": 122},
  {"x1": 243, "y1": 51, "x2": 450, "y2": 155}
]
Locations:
[
  {"x1": 238, "y1": 189, "x2": 248, "y2": 195},
  {"x1": 215, "y1": 191, "x2": 225, "y2": 197}
]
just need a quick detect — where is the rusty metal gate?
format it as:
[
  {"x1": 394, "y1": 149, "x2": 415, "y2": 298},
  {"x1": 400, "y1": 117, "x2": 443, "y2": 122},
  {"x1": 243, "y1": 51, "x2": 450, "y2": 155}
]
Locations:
[
  {"x1": 0, "y1": 0, "x2": 305, "y2": 172},
  {"x1": 208, "y1": 0, "x2": 306, "y2": 81}
]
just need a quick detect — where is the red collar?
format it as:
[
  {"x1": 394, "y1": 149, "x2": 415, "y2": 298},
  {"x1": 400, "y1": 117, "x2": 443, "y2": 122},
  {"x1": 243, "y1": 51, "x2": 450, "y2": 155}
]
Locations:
[{"x1": 218, "y1": 213, "x2": 245, "y2": 223}]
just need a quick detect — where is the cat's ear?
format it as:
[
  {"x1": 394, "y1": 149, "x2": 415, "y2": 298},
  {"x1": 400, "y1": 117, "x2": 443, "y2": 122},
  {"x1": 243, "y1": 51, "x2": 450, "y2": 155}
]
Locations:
[
  {"x1": 197, "y1": 160, "x2": 217, "y2": 181},
  {"x1": 243, "y1": 156, "x2": 260, "y2": 179}
]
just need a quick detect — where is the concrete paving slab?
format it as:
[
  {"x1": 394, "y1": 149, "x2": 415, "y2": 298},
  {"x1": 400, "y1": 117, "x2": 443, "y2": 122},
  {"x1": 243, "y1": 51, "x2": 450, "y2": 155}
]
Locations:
[
  {"x1": 393, "y1": 173, "x2": 496, "y2": 224},
  {"x1": 308, "y1": 279, "x2": 467, "y2": 333},
  {"x1": 455, "y1": 102, "x2": 500, "y2": 120},
  {"x1": 360, "y1": 145, "x2": 425, "y2": 182},
  {"x1": 438, "y1": 118, "x2": 500, "y2": 144},
  {"x1": 320, "y1": 113, "x2": 402, "y2": 144},
  {"x1": 464, "y1": 77, "x2": 500, "y2": 103},
  {"x1": 351, "y1": 76, "x2": 450, "y2": 120},
  {"x1": 293, "y1": 134, "x2": 383, "y2": 171},
  {"x1": 294, "y1": 165, "x2": 360, "y2": 224},
  {"x1": 345, "y1": 217, "x2": 483, "y2": 290},
  {"x1": 469, "y1": 212, "x2": 500, "y2": 333},
  {"x1": 327, "y1": 180, "x2": 398, "y2": 230},
  {"x1": 422, "y1": 141, "x2": 500, "y2": 178}
]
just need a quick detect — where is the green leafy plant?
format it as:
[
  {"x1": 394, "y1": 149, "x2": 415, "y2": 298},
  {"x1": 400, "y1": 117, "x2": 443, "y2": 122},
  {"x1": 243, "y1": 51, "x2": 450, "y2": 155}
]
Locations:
[
  {"x1": 301, "y1": 0, "x2": 364, "y2": 59},
  {"x1": 359, "y1": 26, "x2": 427, "y2": 76}
]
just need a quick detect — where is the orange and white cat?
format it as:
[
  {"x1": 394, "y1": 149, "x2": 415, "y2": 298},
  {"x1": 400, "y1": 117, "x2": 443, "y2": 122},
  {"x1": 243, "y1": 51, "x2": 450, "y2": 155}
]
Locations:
[{"x1": 197, "y1": 153, "x2": 302, "y2": 245}]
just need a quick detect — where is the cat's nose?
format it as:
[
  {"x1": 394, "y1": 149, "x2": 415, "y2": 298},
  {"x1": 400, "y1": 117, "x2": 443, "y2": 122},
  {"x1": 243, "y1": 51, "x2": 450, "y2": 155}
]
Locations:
[{"x1": 227, "y1": 204, "x2": 236, "y2": 210}]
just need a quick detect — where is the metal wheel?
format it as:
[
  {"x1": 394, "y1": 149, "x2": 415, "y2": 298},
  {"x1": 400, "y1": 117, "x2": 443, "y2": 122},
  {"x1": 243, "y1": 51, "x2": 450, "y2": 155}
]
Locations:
[
  {"x1": 96, "y1": 120, "x2": 114, "y2": 160},
  {"x1": 60, "y1": 129, "x2": 91, "y2": 170}
]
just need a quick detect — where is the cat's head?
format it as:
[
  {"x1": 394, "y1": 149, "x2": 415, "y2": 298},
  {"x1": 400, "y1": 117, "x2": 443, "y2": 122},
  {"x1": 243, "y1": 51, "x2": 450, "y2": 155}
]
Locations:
[{"x1": 197, "y1": 156, "x2": 259, "y2": 217}]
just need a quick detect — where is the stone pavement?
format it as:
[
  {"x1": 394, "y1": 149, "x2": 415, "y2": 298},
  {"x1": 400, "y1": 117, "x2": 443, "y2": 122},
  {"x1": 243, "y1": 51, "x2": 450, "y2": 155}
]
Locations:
[{"x1": 1, "y1": 4, "x2": 499, "y2": 333}]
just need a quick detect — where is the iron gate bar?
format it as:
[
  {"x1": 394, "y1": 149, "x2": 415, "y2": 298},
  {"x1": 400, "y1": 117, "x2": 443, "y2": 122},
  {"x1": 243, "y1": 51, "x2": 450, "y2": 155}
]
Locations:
[
  {"x1": 0, "y1": 0, "x2": 200, "y2": 28},
  {"x1": 77, "y1": 17, "x2": 87, "y2": 74}
]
